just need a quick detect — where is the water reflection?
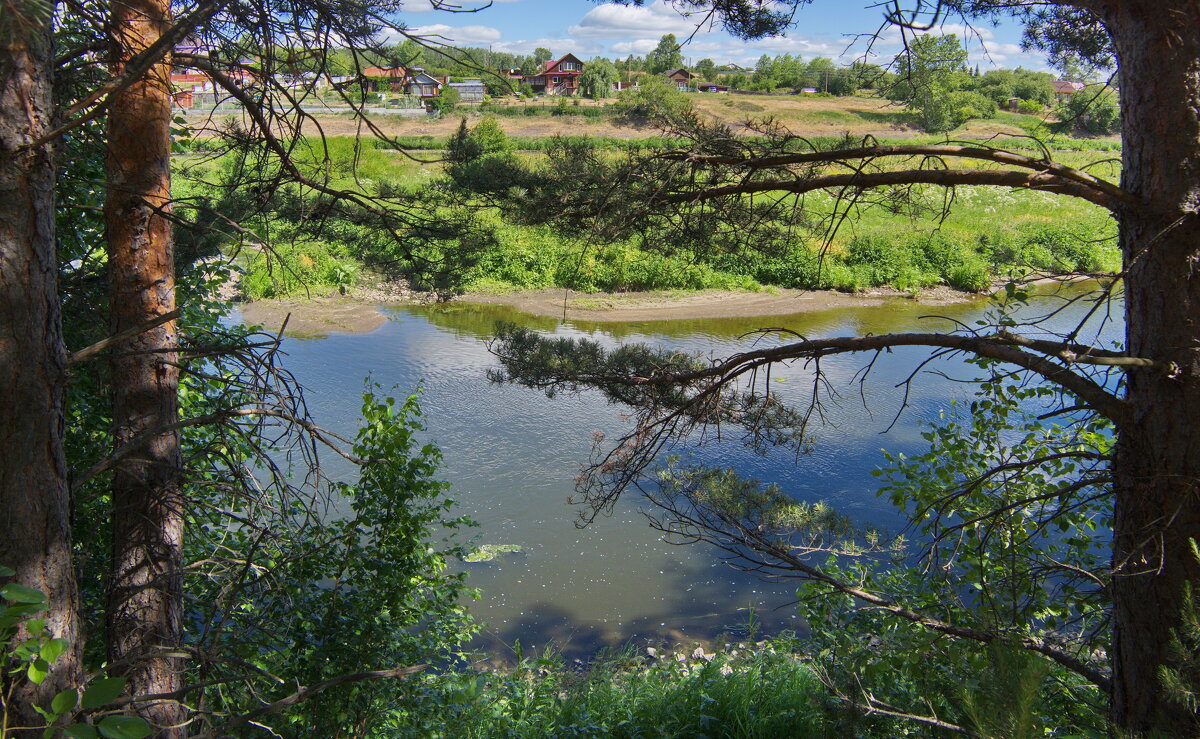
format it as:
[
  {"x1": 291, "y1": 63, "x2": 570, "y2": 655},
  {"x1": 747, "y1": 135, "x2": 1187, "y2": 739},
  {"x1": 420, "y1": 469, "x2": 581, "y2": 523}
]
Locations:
[{"x1": 241, "y1": 282, "x2": 1121, "y2": 658}]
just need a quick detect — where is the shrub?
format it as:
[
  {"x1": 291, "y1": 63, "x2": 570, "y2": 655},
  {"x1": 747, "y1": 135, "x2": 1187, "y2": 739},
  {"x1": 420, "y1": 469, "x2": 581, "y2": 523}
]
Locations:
[
  {"x1": 1016, "y1": 99, "x2": 1044, "y2": 115},
  {"x1": 240, "y1": 239, "x2": 359, "y2": 298},
  {"x1": 612, "y1": 77, "x2": 693, "y2": 120},
  {"x1": 1054, "y1": 86, "x2": 1120, "y2": 135}
]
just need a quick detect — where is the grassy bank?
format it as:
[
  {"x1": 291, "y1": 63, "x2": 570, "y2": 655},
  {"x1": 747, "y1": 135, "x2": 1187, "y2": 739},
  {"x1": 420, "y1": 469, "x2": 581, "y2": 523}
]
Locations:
[
  {"x1": 173, "y1": 126, "x2": 1119, "y2": 301},
  {"x1": 407, "y1": 641, "x2": 837, "y2": 738}
]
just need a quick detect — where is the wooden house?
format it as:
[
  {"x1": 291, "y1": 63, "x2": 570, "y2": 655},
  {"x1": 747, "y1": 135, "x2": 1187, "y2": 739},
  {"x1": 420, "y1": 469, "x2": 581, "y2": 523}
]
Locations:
[
  {"x1": 664, "y1": 68, "x2": 695, "y2": 90},
  {"x1": 363, "y1": 66, "x2": 408, "y2": 92},
  {"x1": 526, "y1": 54, "x2": 584, "y2": 95},
  {"x1": 1052, "y1": 80, "x2": 1086, "y2": 102}
]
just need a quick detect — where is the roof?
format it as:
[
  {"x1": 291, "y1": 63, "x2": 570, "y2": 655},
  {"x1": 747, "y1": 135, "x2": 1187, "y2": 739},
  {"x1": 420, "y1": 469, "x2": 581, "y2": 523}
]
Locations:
[
  {"x1": 665, "y1": 69, "x2": 694, "y2": 78},
  {"x1": 1052, "y1": 80, "x2": 1086, "y2": 94},
  {"x1": 363, "y1": 67, "x2": 406, "y2": 78},
  {"x1": 543, "y1": 53, "x2": 583, "y2": 73}
]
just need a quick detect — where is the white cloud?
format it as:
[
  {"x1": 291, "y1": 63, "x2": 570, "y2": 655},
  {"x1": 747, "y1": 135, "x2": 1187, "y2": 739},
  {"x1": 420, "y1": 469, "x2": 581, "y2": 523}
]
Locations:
[
  {"x1": 744, "y1": 35, "x2": 848, "y2": 58},
  {"x1": 490, "y1": 38, "x2": 604, "y2": 56},
  {"x1": 610, "y1": 39, "x2": 660, "y2": 54},
  {"x1": 569, "y1": 1, "x2": 701, "y2": 39},
  {"x1": 408, "y1": 23, "x2": 503, "y2": 44}
]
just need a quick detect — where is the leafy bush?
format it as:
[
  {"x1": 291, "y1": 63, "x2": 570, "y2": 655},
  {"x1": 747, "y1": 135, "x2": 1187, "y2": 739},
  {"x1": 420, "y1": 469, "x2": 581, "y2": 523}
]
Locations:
[
  {"x1": 410, "y1": 642, "x2": 828, "y2": 738},
  {"x1": 1055, "y1": 86, "x2": 1120, "y2": 135},
  {"x1": 240, "y1": 239, "x2": 360, "y2": 299},
  {"x1": 430, "y1": 85, "x2": 460, "y2": 114},
  {"x1": 611, "y1": 77, "x2": 693, "y2": 120},
  {"x1": 1016, "y1": 99, "x2": 1045, "y2": 115}
]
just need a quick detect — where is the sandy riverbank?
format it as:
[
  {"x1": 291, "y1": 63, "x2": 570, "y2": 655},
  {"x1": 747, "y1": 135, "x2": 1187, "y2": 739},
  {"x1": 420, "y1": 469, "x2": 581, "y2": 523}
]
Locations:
[{"x1": 237, "y1": 285, "x2": 978, "y2": 337}]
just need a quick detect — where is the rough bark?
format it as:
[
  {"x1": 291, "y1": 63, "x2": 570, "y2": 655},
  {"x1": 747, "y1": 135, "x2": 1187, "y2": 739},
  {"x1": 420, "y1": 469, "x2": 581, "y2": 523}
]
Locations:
[
  {"x1": 103, "y1": 0, "x2": 184, "y2": 732},
  {"x1": 0, "y1": 10, "x2": 84, "y2": 731},
  {"x1": 1103, "y1": 0, "x2": 1200, "y2": 733}
]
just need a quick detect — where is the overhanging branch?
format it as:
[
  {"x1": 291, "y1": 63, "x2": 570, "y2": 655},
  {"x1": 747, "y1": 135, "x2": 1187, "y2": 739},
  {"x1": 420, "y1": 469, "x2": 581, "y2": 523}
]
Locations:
[
  {"x1": 659, "y1": 168, "x2": 1127, "y2": 211},
  {"x1": 665, "y1": 143, "x2": 1137, "y2": 208}
]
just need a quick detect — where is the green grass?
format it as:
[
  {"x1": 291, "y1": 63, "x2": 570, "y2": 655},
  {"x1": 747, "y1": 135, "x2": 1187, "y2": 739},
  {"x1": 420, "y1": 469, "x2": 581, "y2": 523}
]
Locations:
[
  {"x1": 174, "y1": 134, "x2": 1122, "y2": 300},
  {"x1": 409, "y1": 642, "x2": 833, "y2": 738}
]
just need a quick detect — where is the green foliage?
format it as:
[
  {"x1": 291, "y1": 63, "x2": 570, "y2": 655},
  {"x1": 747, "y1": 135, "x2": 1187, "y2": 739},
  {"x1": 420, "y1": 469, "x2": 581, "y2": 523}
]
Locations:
[
  {"x1": 410, "y1": 642, "x2": 828, "y2": 738},
  {"x1": 1016, "y1": 98, "x2": 1045, "y2": 115},
  {"x1": 1054, "y1": 86, "x2": 1120, "y2": 135},
  {"x1": 975, "y1": 68, "x2": 1056, "y2": 108},
  {"x1": 888, "y1": 35, "x2": 1000, "y2": 132},
  {"x1": 1, "y1": 571, "x2": 152, "y2": 738},
  {"x1": 796, "y1": 367, "x2": 1111, "y2": 736},
  {"x1": 646, "y1": 33, "x2": 683, "y2": 74},
  {"x1": 192, "y1": 389, "x2": 478, "y2": 735},
  {"x1": 431, "y1": 85, "x2": 461, "y2": 114},
  {"x1": 240, "y1": 238, "x2": 361, "y2": 299},
  {"x1": 579, "y1": 58, "x2": 619, "y2": 99},
  {"x1": 448, "y1": 116, "x2": 513, "y2": 165},
  {"x1": 1160, "y1": 547, "x2": 1200, "y2": 719},
  {"x1": 611, "y1": 77, "x2": 693, "y2": 120}
]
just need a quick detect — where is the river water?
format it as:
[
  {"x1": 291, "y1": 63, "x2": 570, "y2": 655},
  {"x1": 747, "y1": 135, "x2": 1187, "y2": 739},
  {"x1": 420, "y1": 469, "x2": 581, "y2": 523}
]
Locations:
[{"x1": 243, "y1": 284, "x2": 1120, "y2": 659}]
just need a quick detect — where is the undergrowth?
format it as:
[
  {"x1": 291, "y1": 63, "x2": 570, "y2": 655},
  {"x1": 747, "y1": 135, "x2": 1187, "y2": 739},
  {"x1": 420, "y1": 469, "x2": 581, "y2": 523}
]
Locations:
[
  {"x1": 402, "y1": 641, "x2": 833, "y2": 738},
  {"x1": 174, "y1": 134, "x2": 1120, "y2": 300}
]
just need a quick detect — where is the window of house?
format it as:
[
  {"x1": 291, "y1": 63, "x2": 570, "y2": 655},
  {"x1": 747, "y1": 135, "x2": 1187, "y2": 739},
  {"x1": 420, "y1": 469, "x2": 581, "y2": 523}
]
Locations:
[
  {"x1": 552, "y1": 76, "x2": 559, "y2": 84},
  {"x1": 561, "y1": 62, "x2": 579, "y2": 71}
]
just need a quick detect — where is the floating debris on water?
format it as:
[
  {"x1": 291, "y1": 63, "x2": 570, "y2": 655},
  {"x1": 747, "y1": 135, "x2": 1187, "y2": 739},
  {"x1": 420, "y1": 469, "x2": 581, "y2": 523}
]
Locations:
[{"x1": 465, "y1": 544, "x2": 524, "y2": 563}]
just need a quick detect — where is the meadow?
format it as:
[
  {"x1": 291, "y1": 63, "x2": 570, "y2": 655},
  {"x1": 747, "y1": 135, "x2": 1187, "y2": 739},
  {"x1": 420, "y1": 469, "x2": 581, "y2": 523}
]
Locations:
[{"x1": 174, "y1": 92, "x2": 1121, "y2": 300}]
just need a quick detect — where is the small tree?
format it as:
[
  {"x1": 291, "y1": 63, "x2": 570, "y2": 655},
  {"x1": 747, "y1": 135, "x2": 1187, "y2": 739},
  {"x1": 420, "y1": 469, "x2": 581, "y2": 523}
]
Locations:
[
  {"x1": 430, "y1": 84, "x2": 460, "y2": 114},
  {"x1": 889, "y1": 34, "x2": 972, "y2": 132},
  {"x1": 647, "y1": 34, "x2": 683, "y2": 74},
  {"x1": 1055, "y1": 85, "x2": 1120, "y2": 135},
  {"x1": 612, "y1": 77, "x2": 693, "y2": 120},
  {"x1": 579, "y1": 58, "x2": 620, "y2": 99}
]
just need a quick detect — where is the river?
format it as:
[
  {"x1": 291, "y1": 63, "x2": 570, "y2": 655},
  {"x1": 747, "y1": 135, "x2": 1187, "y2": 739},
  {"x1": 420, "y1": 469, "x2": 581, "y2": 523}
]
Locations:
[{"x1": 240, "y1": 283, "x2": 1120, "y2": 660}]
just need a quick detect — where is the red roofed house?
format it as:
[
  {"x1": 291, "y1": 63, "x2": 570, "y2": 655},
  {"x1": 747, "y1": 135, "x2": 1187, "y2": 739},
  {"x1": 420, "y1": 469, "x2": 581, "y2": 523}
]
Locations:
[
  {"x1": 526, "y1": 54, "x2": 584, "y2": 95},
  {"x1": 363, "y1": 66, "x2": 408, "y2": 92},
  {"x1": 1052, "y1": 80, "x2": 1086, "y2": 102}
]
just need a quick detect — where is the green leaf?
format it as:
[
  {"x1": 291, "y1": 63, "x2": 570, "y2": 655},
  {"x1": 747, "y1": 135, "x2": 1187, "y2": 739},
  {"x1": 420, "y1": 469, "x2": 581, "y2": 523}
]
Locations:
[
  {"x1": 28, "y1": 657, "x2": 49, "y2": 684},
  {"x1": 2, "y1": 583, "x2": 47, "y2": 604},
  {"x1": 63, "y1": 726, "x2": 99, "y2": 739},
  {"x1": 52, "y1": 687, "x2": 78, "y2": 714},
  {"x1": 81, "y1": 677, "x2": 127, "y2": 709},
  {"x1": 0, "y1": 565, "x2": 14, "y2": 577},
  {"x1": 98, "y1": 716, "x2": 152, "y2": 739},
  {"x1": 41, "y1": 637, "x2": 69, "y2": 663},
  {"x1": 5, "y1": 603, "x2": 47, "y2": 617}
]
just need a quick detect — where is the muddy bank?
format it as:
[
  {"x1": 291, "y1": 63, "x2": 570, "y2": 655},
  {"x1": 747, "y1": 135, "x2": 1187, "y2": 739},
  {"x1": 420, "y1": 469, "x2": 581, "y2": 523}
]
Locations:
[
  {"x1": 459, "y1": 286, "x2": 974, "y2": 323},
  {"x1": 237, "y1": 285, "x2": 978, "y2": 337}
]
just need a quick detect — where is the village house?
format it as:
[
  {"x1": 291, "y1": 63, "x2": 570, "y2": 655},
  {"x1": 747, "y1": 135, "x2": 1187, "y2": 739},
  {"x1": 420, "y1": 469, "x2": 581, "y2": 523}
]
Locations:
[
  {"x1": 525, "y1": 54, "x2": 584, "y2": 95},
  {"x1": 362, "y1": 66, "x2": 408, "y2": 92},
  {"x1": 664, "y1": 68, "x2": 695, "y2": 91},
  {"x1": 403, "y1": 69, "x2": 443, "y2": 98},
  {"x1": 696, "y1": 82, "x2": 729, "y2": 93},
  {"x1": 1052, "y1": 80, "x2": 1086, "y2": 102}
]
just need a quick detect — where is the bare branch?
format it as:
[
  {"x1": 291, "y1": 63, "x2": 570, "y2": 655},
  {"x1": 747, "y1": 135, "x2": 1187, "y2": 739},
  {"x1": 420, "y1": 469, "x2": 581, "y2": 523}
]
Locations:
[{"x1": 68, "y1": 308, "x2": 182, "y2": 366}]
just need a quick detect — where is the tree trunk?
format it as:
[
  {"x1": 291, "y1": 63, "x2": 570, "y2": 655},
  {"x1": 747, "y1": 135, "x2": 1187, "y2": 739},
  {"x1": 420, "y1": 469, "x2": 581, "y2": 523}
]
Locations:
[
  {"x1": 104, "y1": 0, "x2": 184, "y2": 732},
  {"x1": 0, "y1": 10, "x2": 84, "y2": 731},
  {"x1": 1106, "y1": 1, "x2": 1200, "y2": 733}
]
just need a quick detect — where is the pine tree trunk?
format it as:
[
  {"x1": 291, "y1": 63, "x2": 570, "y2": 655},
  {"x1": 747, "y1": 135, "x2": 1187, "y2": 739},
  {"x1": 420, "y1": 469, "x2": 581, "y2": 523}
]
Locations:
[
  {"x1": 0, "y1": 10, "x2": 84, "y2": 730},
  {"x1": 1106, "y1": 0, "x2": 1200, "y2": 732},
  {"x1": 104, "y1": 0, "x2": 184, "y2": 732}
]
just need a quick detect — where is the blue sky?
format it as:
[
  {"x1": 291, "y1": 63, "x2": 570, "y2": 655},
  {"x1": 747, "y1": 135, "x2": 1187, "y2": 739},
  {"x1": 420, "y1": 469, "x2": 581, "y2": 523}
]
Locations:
[{"x1": 396, "y1": 0, "x2": 1052, "y2": 71}]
